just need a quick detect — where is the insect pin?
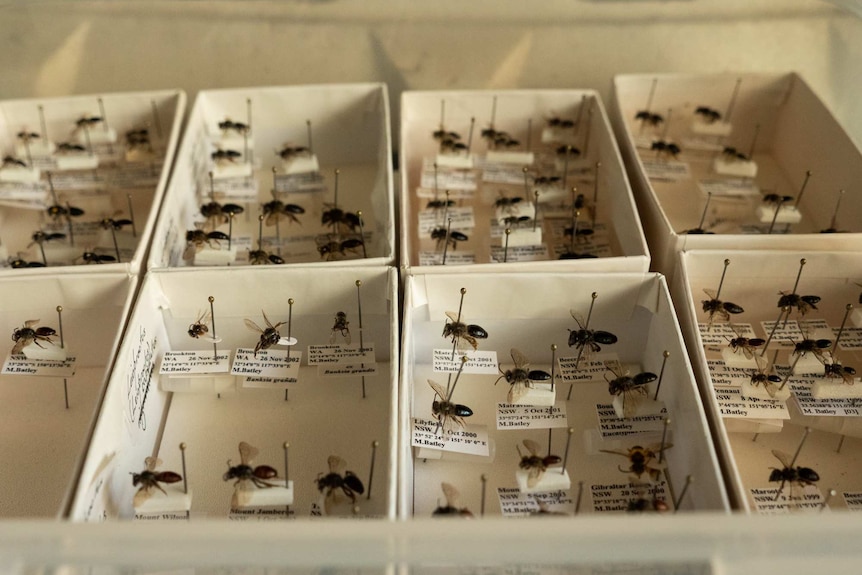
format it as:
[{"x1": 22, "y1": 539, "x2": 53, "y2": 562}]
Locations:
[
  {"x1": 131, "y1": 456, "x2": 182, "y2": 507},
  {"x1": 11, "y1": 320, "x2": 57, "y2": 355},
  {"x1": 432, "y1": 482, "x2": 474, "y2": 518},
  {"x1": 329, "y1": 311, "x2": 351, "y2": 344},
  {"x1": 244, "y1": 310, "x2": 286, "y2": 356},
  {"x1": 495, "y1": 348, "x2": 551, "y2": 404},
  {"x1": 604, "y1": 359, "x2": 657, "y2": 419},
  {"x1": 428, "y1": 379, "x2": 473, "y2": 436},
  {"x1": 600, "y1": 444, "x2": 670, "y2": 483},
  {"x1": 442, "y1": 311, "x2": 488, "y2": 350},
  {"x1": 315, "y1": 455, "x2": 365, "y2": 514},
  {"x1": 187, "y1": 310, "x2": 221, "y2": 342},
  {"x1": 517, "y1": 439, "x2": 561, "y2": 488}
]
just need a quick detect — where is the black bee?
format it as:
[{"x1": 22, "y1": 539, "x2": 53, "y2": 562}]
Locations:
[
  {"x1": 749, "y1": 358, "x2": 783, "y2": 398},
  {"x1": 768, "y1": 449, "x2": 819, "y2": 496},
  {"x1": 442, "y1": 311, "x2": 488, "y2": 350},
  {"x1": 248, "y1": 248, "x2": 285, "y2": 265},
  {"x1": 517, "y1": 439, "x2": 562, "y2": 488},
  {"x1": 727, "y1": 324, "x2": 765, "y2": 359},
  {"x1": 321, "y1": 204, "x2": 361, "y2": 232},
  {"x1": 330, "y1": 311, "x2": 350, "y2": 344},
  {"x1": 433, "y1": 129, "x2": 461, "y2": 142},
  {"x1": 547, "y1": 117, "x2": 575, "y2": 129},
  {"x1": 555, "y1": 145, "x2": 581, "y2": 158},
  {"x1": 46, "y1": 203, "x2": 84, "y2": 221},
  {"x1": 56, "y1": 142, "x2": 87, "y2": 153},
  {"x1": 431, "y1": 228, "x2": 469, "y2": 250},
  {"x1": 218, "y1": 119, "x2": 249, "y2": 135},
  {"x1": 79, "y1": 251, "x2": 116, "y2": 265},
  {"x1": 694, "y1": 106, "x2": 721, "y2": 123},
  {"x1": 534, "y1": 175, "x2": 562, "y2": 187},
  {"x1": 426, "y1": 198, "x2": 456, "y2": 210},
  {"x1": 262, "y1": 199, "x2": 304, "y2": 226},
  {"x1": 184, "y1": 229, "x2": 229, "y2": 260},
  {"x1": 244, "y1": 310, "x2": 286, "y2": 356},
  {"x1": 17, "y1": 130, "x2": 40, "y2": 142},
  {"x1": 223, "y1": 442, "x2": 278, "y2": 493},
  {"x1": 100, "y1": 217, "x2": 133, "y2": 232},
  {"x1": 188, "y1": 310, "x2": 220, "y2": 341},
  {"x1": 75, "y1": 116, "x2": 103, "y2": 129},
  {"x1": 432, "y1": 482, "x2": 474, "y2": 518},
  {"x1": 600, "y1": 444, "x2": 670, "y2": 483},
  {"x1": 563, "y1": 225, "x2": 594, "y2": 242},
  {"x1": 493, "y1": 134, "x2": 519, "y2": 148},
  {"x1": 29, "y1": 231, "x2": 66, "y2": 246},
  {"x1": 701, "y1": 288, "x2": 744, "y2": 325},
  {"x1": 558, "y1": 249, "x2": 598, "y2": 260},
  {"x1": 824, "y1": 362, "x2": 857, "y2": 385},
  {"x1": 131, "y1": 457, "x2": 182, "y2": 508},
  {"x1": 439, "y1": 137, "x2": 468, "y2": 153},
  {"x1": 428, "y1": 379, "x2": 473, "y2": 436},
  {"x1": 777, "y1": 291, "x2": 820, "y2": 316},
  {"x1": 604, "y1": 359, "x2": 657, "y2": 419},
  {"x1": 762, "y1": 193, "x2": 794, "y2": 207},
  {"x1": 568, "y1": 310, "x2": 617, "y2": 359},
  {"x1": 125, "y1": 129, "x2": 150, "y2": 149},
  {"x1": 494, "y1": 195, "x2": 523, "y2": 210},
  {"x1": 316, "y1": 455, "x2": 365, "y2": 514},
  {"x1": 316, "y1": 235, "x2": 364, "y2": 261},
  {"x1": 11, "y1": 320, "x2": 57, "y2": 355},
  {"x1": 200, "y1": 201, "x2": 244, "y2": 230},
  {"x1": 211, "y1": 149, "x2": 242, "y2": 164},
  {"x1": 792, "y1": 334, "x2": 832, "y2": 363},
  {"x1": 7, "y1": 256, "x2": 45, "y2": 268},
  {"x1": 722, "y1": 147, "x2": 750, "y2": 161},
  {"x1": 635, "y1": 111, "x2": 664, "y2": 126},
  {"x1": 277, "y1": 145, "x2": 310, "y2": 160},
  {"x1": 496, "y1": 348, "x2": 552, "y2": 404},
  {"x1": 502, "y1": 215, "x2": 531, "y2": 228},
  {"x1": 651, "y1": 140, "x2": 681, "y2": 158},
  {"x1": 2, "y1": 155, "x2": 27, "y2": 168}
]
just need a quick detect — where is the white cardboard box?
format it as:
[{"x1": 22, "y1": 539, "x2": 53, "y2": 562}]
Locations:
[
  {"x1": 148, "y1": 84, "x2": 394, "y2": 270},
  {"x1": 69, "y1": 266, "x2": 397, "y2": 521},
  {"x1": 400, "y1": 271, "x2": 729, "y2": 518},
  {"x1": 612, "y1": 73, "x2": 862, "y2": 281},
  {"x1": 0, "y1": 272, "x2": 137, "y2": 517},
  {"x1": 400, "y1": 90, "x2": 650, "y2": 274},
  {"x1": 675, "y1": 250, "x2": 862, "y2": 512},
  {"x1": 0, "y1": 90, "x2": 185, "y2": 276}
]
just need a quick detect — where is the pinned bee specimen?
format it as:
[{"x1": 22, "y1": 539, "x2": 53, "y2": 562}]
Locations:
[
  {"x1": 556, "y1": 145, "x2": 581, "y2": 159},
  {"x1": 534, "y1": 175, "x2": 562, "y2": 187},
  {"x1": 200, "y1": 200, "x2": 244, "y2": 230},
  {"x1": 248, "y1": 247, "x2": 285, "y2": 265},
  {"x1": 442, "y1": 311, "x2": 488, "y2": 350},
  {"x1": 125, "y1": 128, "x2": 151, "y2": 152},
  {"x1": 245, "y1": 310, "x2": 286, "y2": 356},
  {"x1": 777, "y1": 291, "x2": 820, "y2": 316},
  {"x1": 187, "y1": 310, "x2": 222, "y2": 343},
  {"x1": 604, "y1": 360, "x2": 657, "y2": 419},
  {"x1": 432, "y1": 482, "x2": 474, "y2": 518},
  {"x1": 769, "y1": 449, "x2": 819, "y2": 496},
  {"x1": 56, "y1": 142, "x2": 87, "y2": 154},
  {"x1": 748, "y1": 358, "x2": 783, "y2": 398},
  {"x1": 568, "y1": 310, "x2": 617, "y2": 360},
  {"x1": 321, "y1": 204, "x2": 361, "y2": 233},
  {"x1": 546, "y1": 116, "x2": 575, "y2": 130},
  {"x1": 316, "y1": 234, "x2": 364, "y2": 261},
  {"x1": 223, "y1": 441, "x2": 278, "y2": 489},
  {"x1": 262, "y1": 198, "x2": 305, "y2": 226},
  {"x1": 651, "y1": 140, "x2": 681, "y2": 158},
  {"x1": 496, "y1": 348, "x2": 552, "y2": 404},
  {"x1": 791, "y1": 332, "x2": 831, "y2": 364},
  {"x1": 702, "y1": 289, "x2": 744, "y2": 326},
  {"x1": 78, "y1": 250, "x2": 116, "y2": 265},
  {"x1": 494, "y1": 194, "x2": 523, "y2": 213},
  {"x1": 634, "y1": 111, "x2": 664, "y2": 127},
  {"x1": 600, "y1": 444, "x2": 670, "y2": 483},
  {"x1": 7, "y1": 256, "x2": 45, "y2": 268},
  {"x1": 132, "y1": 456, "x2": 182, "y2": 507},
  {"x1": 430, "y1": 228, "x2": 469, "y2": 251},
  {"x1": 29, "y1": 231, "x2": 67, "y2": 247},
  {"x1": 183, "y1": 229, "x2": 229, "y2": 260},
  {"x1": 315, "y1": 455, "x2": 365, "y2": 514},
  {"x1": 218, "y1": 119, "x2": 249, "y2": 135},
  {"x1": 277, "y1": 145, "x2": 310, "y2": 161},
  {"x1": 762, "y1": 192, "x2": 794, "y2": 208},
  {"x1": 100, "y1": 217, "x2": 133, "y2": 232},
  {"x1": 727, "y1": 324, "x2": 765, "y2": 359},
  {"x1": 517, "y1": 439, "x2": 561, "y2": 488},
  {"x1": 428, "y1": 379, "x2": 473, "y2": 435},
  {"x1": 75, "y1": 116, "x2": 103, "y2": 130},
  {"x1": 211, "y1": 148, "x2": 242, "y2": 165},
  {"x1": 694, "y1": 106, "x2": 721, "y2": 123},
  {"x1": 11, "y1": 320, "x2": 57, "y2": 355},
  {"x1": 627, "y1": 495, "x2": 669, "y2": 513},
  {"x1": 823, "y1": 361, "x2": 857, "y2": 385},
  {"x1": 722, "y1": 146, "x2": 750, "y2": 162},
  {"x1": 46, "y1": 203, "x2": 84, "y2": 222},
  {"x1": 329, "y1": 311, "x2": 351, "y2": 344}
]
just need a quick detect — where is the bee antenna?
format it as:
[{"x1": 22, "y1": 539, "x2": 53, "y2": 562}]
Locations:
[{"x1": 618, "y1": 465, "x2": 628, "y2": 473}]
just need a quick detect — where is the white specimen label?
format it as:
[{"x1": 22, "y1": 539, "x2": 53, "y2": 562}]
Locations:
[
  {"x1": 713, "y1": 386, "x2": 789, "y2": 419},
  {"x1": 2, "y1": 355, "x2": 76, "y2": 377},
  {"x1": 497, "y1": 487, "x2": 573, "y2": 517},
  {"x1": 557, "y1": 355, "x2": 619, "y2": 384},
  {"x1": 230, "y1": 348, "x2": 301, "y2": 378},
  {"x1": 750, "y1": 485, "x2": 824, "y2": 514},
  {"x1": 160, "y1": 351, "x2": 231, "y2": 375},
  {"x1": 496, "y1": 402, "x2": 568, "y2": 430},
  {"x1": 419, "y1": 251, "x2": 476, "y2": 266},
  {"x1": 432, "y1": 349, "x2": 498, "y2": 374},
  {"x1": 596, "y1": 403, "x2": 668, "y2": 439},
  {"x1": 697, "y1": 178, "x2": 760, "y2": 197},
  {"x1": 641, "y1": 160, "x2": 691, "y2": 181},
  {"x1": 307, "y1": 344, "x2": 375, "y2": 365},
  {"x1": 411, "y1": 418, "x2": 489, "y2": 455},
  {"x1": 590, "y1": 481, "x2": 669, "y2": 513}
]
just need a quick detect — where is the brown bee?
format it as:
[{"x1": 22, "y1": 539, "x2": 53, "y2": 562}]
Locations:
[
  {"x1": 517, "y1": 439, "x2": 561, "y2": 488},
  {"x1": 132, "y1": 457, "x2": 182, "y2": 507},
  {"x1": 432, "y1": 482, "x2": 473, "y2": 518},
  {"x1": 600, "y1": 444, "x2": 671, "y2": 483},
  {"x1": 11, "y1": 320, "x2": 57, "y2": 355}
]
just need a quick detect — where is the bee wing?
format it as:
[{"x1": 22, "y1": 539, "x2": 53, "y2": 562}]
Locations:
[
  {"x1": 11, "y1": 336, "x2": 32, "y2": 355},
  {"x1": 328, "y1": 455, "x2": 346, "y2": 474},
  {"x1": 132, "y1": 487, "x2": 152, "y2": 508},
  {"x1": 599, "y1": 448, "x2": 630, "y2": 457},
  {"x1": 703, "y1": 288, "x2": 718, "y2": 300},
  {"x1": 441, "y1": 482, "x2": 461, "y2": 508},
  {"x1": 144, "y1": 456, "x2": 161, "y2": 472},
  {"x1": 771, "y1": 449, "x2": 793, "y2": 469},
  {"x1": 569, "y1": 310, "x2": 586, "y2": 329},
  {"x1": 244, "y1": 318, "x2": 264, "y2": 333},
  {"x1": 24, "y1": 319, "x2": 40, "y2": 328},
  {"x1": 622, "y1": 387, "x2": 647, "y2": 419},
  {"x1": 604, "y1": 359, "x2": 625, "y2": 379},
  {"x1": 238, "y1": 442, "x2": 258, "y2": 465},
  {"x1": 344, "y1": 331, "x2": 351, "y2": 345},
  {"x1": 261, "y1": 310, "x2": 275, "y2": 329},
  {"x1": 445, "y1": 311, "x2": 459, "y2": 323},
  {"x1": 729, "y1": 323, "x2": 745, "y2": 337},
  {"x1": 753, "y1": 354, "x2": 769, "y2": 372},
  {"x1": 427, "y1": 379, "x2": 448, "y2": 401},
  {"x1": 323, "y1": 489, "x2": 339, "y2": 516},
  {"x1": 527, "y1": 466, "x2": 544, "y2": 488},
  {"x1": 233, "y1": 486, "x2": 253, "y2": 509},
  {"x1": 522, "y1": 439, "x2": 541, "y2": 456},
  {"x1": 508, "y1": 381, "x2": 528, "y2": 404},
  {"x1": 510, "y1": 348, "x2": 530, "y2": 370}
]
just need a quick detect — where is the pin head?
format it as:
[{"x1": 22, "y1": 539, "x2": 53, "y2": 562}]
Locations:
[
  {"x1": 724, "y1": 259, "x2": 730, "y2": 266},
  {"x1": 56, "y1": 305, "x2": 63, "y2": 312},
  {"x1": 663, "y1": 350, "x2": 670, "y2": 358},
  {"x1": 355, "y1": 280, "x2": 362, "y2": 287},
  {"x1": 180, "y1": 442, "x2": 187, "y2": 451},
  {"x1": 208, "y1": 296, "x2": 214, "y2": 303},
  {"x1": 460, "y1": 287, "x2": 467, "y2": 295},
  {"x1": 372, "y1": 440, "x2": 380, "y2": 448},
  {"x1": 288, "y1": 298, "x2": 295, "y2": 305},
  {"x1": 591, "y1": 292, "x2": 598, "y2": 300},
  {"x1": 551, "y1": 344, "x2": 557, "y2": 351},
  {"x1": 283, "y1": 442, "x2": 290, "y2": 449}
]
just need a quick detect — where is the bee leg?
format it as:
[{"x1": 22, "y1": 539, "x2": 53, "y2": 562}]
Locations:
[
  {"x1": 155, "y1": 483, "x2": 168, "y2": 496},
  {"x1": 465, "y1": 335, "x2": 477, "y2": 350}
]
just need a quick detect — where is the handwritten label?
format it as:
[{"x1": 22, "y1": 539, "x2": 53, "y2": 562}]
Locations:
[
  {"x1": 228, "y1": 507, "x2": 294, "y2": 521},
  {"x1": 788, "y1": 376, "x2": 862, "y2": 417},
  {"x1": 159, "y1": 351, "x2": 230, "y2": 375},
  {"x1": 713, "y1": 386, "x2": 789, "y2": 419},
  {"x1": 497, "y1": 487, "x2": 573, "y2": 517},
  {"x1": 591, "y1": 481, "x2": 669, "y2": 513},
  {"x1": 596, "y1": 403, "x2": 668, "y2": 439},
  {"x1": 418, "y1": 251, "x2": 476, "y2": 266},
  {"x1": 126, "y1": 325, "x2": 157, "y2": 432},
  {"x1": 751, "y1": 486, "x2": 824, "y2": 514},
  {"x1": 318, "y1": 363, "x2": 378, "y2": 377},
  {"x1": 557, "y1": 355, "x2": 618, "y2": 383},
  {"x1": 496, "y1": 402, "x2": 568, "y2": 430},
  {"x1": 417, "y1": 207, "x2": 475, "y2": 234},
  {"x1": 134, "y1": 512, "x2": 189, "y2": 521},
  {"x1": 411, "y1": 418, "x2": 490, "y2": 455},
  {"x1": 641, "y1": 160, "x2": 691, "y2": 181},
  {"x1": 698, "y1": 178, "x2": 760, "y2": 197},
  {"x1": 230, "y1": 348, "x2": 301, "y2": 378},
  {"x1": 2, "y1": 354, "x2": 76, "y2": 377},
  {"x1": 843, "y1": 492, "x2": 862, "y2": 511},
  {"x1": 432, "y1": 349, "x2": 498, "y2": 374},
  {"x1": 306, "y1": 344, "x2": 375, "y2": 365},
  {"x1": 489, "y1": 244, "x2": 549, "y2": 262}
]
